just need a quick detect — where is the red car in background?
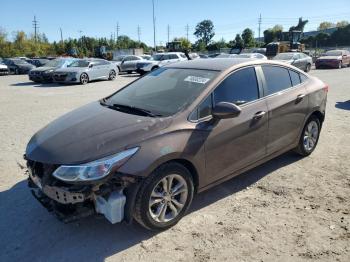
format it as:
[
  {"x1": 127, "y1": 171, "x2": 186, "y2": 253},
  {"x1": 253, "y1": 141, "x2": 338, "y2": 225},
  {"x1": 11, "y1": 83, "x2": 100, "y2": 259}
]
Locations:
[{"x1": 315, "y1": 50, "x2": 350, "y2": 69}]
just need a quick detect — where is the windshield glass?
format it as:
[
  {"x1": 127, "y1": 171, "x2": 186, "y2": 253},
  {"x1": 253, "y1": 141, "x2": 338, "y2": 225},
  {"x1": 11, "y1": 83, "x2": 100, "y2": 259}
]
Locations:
[
  {"x1": 273, "y1": 53, "x2": 295, "y2": 60},
  {"x1": 12, "y1": 59, "x2": 28, "y2": 64},
  {"x1": 106, "y1": 68, "x2": 218, "y2": 117},
  {"x1": 150, "y1": 54, "x2": 163, "y2": 61},
  {"x1": 44, "y1": 59, "x2": 66, "y2": 67},
  {"x1": 114, "y1": 56, "x2": 125, "y2": 61},
  {"x1": 68, "y1": 60, "x2": 89, "y2": 67},
  {"x1": 325, "y1": 50, "x2": 342, "y2": 56}
]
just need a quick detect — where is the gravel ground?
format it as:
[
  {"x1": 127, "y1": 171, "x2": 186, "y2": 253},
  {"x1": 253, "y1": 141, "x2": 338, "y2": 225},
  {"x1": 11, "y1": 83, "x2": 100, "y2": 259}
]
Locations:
[{"x1": 0, "y1": 69, "x2": 349, "y2": 262}]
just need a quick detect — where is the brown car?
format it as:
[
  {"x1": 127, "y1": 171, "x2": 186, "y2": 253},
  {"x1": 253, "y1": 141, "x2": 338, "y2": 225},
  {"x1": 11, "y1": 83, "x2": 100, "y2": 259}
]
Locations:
[
  {"x1": 25, "y1": 58, "x2": 328, "y2": 230},
  {"x1": 315, "y1": 49, "x2": 350, "y2": 69}
]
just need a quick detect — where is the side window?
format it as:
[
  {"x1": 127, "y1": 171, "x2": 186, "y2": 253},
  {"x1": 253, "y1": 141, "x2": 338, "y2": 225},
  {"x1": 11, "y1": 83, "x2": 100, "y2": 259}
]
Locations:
[
  {"x1": 169, "y1": 54, "x2": 179, "y2": 59},
  {"x1": 262, "y1": 66, "x2": 292, "y2": 95},
  {"x1": 180, "y1": 54, "x2": 187, "y2": 58},
  {"x1": 162, "y1": 55, "x2": 170, "y2": 60},
  {"x1": 189, "y1": 95, "x2": 212, "y2": 121},
  {"x1": 289, "y1": 70, "x2": 301, "y2": 86},
  {"x1": 214, "y1": 67, "x2": 259, "y2": 105}
]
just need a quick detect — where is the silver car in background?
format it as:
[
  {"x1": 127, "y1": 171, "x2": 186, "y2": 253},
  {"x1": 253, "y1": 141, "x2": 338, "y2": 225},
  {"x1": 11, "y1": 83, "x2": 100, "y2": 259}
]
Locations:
[
  {"x1": 53, "y1": 58, "x2": 117, "y2": 85},
  {"x1": 114, "y1": 55, "x2": 145, "y2": 74},
  {"x1": 29, "y1": 58, "x2": 76, "y2": 82},
  {"x1": 273, "y1": 52, "x2": 313, "y2": 72}
]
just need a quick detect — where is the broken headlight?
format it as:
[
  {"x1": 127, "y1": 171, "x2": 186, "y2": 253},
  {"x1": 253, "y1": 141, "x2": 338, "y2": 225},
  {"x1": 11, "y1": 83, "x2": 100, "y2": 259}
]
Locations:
[{"x1": 52, "y1": 147, "x2": 139, "y2": 182}]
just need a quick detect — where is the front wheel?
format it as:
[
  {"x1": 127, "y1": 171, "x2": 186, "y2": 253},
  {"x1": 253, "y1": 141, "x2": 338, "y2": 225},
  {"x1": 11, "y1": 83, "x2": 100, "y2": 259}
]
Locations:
[
  {"x1": 108, "y1": 70, "x2": 116, "y2": 80},
  {"x1": 134, "y1": 162, "x2": 194, "y2": 231},
  {"x1": 80, "y1": 73, "x2": 89, "y2": 85},
  {"x1": 294, "y1": 116, "x2": 321, "y2": 156},
  {"x1": 305, "y1": 63, "x2": 311, "y2": 72},
  {"x1": 338, "y1": 61, "x2": 343, "y2": 69}
]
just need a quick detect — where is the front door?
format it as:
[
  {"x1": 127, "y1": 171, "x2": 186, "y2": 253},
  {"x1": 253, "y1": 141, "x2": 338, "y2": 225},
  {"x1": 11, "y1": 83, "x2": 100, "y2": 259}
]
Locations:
[{"x1": 204, "y1": 67, "x2": 268, "y2": 184}]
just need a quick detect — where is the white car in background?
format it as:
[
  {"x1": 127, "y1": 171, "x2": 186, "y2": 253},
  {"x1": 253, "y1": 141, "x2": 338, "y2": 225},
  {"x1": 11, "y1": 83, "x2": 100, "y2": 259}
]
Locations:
[
  {"x1": 136, "y1": 52, "x2": 188, "y2": 75},
  {"x1": 0, "y1": 62, "x2": 9, "y2": 75}
]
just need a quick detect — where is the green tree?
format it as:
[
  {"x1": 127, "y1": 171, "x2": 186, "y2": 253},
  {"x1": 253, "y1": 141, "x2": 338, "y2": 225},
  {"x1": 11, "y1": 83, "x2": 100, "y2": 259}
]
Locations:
[
  {"x1": 336, "y1": 20, "x2": 349, "y2": 28},
  {"x1": 318, "y1": 21, "x2": 335, "y2": 30},
  {"x1": 241, "y1": 28, "x2": 255, "y2": 47},
  {"x1": 173, "y1": 37, "x2": 192, "y2": 50},
  {"x1": 194, "y1": 20, "x2": 215, "y2": 46},
  {"x1": 234, "y1": 34, "x2": 244, "y2": 49}
]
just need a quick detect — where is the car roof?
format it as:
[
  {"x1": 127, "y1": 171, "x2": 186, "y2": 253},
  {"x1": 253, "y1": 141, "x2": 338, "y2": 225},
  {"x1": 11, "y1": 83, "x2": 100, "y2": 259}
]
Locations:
[{"x1": 166, "y1": 58, "x2": 300, "y2": 72}]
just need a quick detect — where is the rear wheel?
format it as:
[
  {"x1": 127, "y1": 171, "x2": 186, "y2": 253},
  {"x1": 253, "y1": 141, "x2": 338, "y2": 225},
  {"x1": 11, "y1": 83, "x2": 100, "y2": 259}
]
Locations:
[
  {"x1": 80, "y1": 73, "x2": 89, "y2": 85},
  {"x1": 15, "y1": 68, "x2": 19, "y2": 75},
  {"x1": 338, "y1": 61, "x2": 343, "y2": 69},
  {"x1": 108, "y1": 70, "x2": 116, "y2": 80},
  {"x1": 294, "y1": 116, "x2": 321, "y2": 156},
  {"x1": 134, "y1": 162, "x2": 194, "y2": 231}
]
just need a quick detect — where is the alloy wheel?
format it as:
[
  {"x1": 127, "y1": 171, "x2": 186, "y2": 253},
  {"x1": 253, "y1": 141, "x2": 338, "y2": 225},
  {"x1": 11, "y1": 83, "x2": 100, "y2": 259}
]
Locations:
[
  {"x1": 303, "y1": 120, "x2": 319, "y2": 152},
  {"x1": 149, "y1": 174, "x2": 188, "y2": 223},
  {"x1": 80, "y1": 73, "x2": 88, "y2": 84},
  {"x1": 109, "y1": 70, "x2": 116, "y2": 80}
]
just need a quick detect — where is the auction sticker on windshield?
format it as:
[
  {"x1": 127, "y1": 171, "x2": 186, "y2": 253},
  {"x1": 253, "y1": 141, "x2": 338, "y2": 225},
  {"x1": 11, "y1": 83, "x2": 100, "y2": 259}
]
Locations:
[{"x1": 184, "y1": 75, "x2": 211, "y2": 84}]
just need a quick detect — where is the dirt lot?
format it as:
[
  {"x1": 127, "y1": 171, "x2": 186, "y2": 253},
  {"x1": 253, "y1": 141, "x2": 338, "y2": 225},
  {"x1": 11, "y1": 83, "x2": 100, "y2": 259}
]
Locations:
[{"x1": 0, "y1": 69, "x2": 349, "y2": 262}]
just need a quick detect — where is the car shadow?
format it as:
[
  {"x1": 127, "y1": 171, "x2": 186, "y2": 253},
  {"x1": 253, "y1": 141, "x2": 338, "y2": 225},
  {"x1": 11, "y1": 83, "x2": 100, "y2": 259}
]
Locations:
[
  {"x1": 335, "y1": 100, "x2": 350, "y2": 111},
  {"x1": 11, "y1": 82, "x2": 77, "y2": 88},
  {"x1": 0, "y1": 151, "x2": 301, "y2": 261}
]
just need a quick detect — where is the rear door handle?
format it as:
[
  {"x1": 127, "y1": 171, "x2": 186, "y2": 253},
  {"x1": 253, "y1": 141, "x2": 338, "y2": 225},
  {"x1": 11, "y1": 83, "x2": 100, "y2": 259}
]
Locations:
[
  {"x1": 253, "y1": 111, "x2": 266, "y2": 120},
  {"x1": 296, "y1": 94, "x2": 306, "y2": 103}
]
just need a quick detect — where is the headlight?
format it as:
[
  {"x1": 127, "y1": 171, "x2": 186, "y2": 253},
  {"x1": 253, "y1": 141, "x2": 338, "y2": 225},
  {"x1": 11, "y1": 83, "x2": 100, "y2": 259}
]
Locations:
[{"x1": 52, "y1": 147, "x2": 139, "y2": 182}]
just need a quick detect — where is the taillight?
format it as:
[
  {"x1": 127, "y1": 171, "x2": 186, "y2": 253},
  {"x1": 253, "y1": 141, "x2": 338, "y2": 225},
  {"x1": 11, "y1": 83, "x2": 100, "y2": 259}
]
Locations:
[{"x1": 323, "y1": 84, "x2": 329, "y2": 93}]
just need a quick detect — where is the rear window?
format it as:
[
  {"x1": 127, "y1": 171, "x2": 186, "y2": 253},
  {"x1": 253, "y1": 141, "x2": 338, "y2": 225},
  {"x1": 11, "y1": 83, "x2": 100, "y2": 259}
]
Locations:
[
  {"x1": 262, "y1": 66, "x2": 292, "y2": 95},
  {"x1": 289, "y1": 70, "x2": 301, "y2": 86}
]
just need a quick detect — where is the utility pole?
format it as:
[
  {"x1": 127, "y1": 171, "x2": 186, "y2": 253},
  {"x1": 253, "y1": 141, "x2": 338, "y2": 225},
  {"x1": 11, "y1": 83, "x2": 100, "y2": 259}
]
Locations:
[
  {"x1": 152, "y1": 0, "x2": 156, "y2": 51},
  {"x1": 258, "y1": 14, "x2": 262, "y2": 42},
  {"x1": 167, "y1": 24, "x2": 170, "y2": 44},
  {"x1": 185, "y1": 24, "x2": 189, "y2": 41},
  {"x1": 116, "y1": 22, "x2": 120, "y2": 42},
  {"x1": 32, "y1": 16, "x2": 39, "y2": 43},
  {"x1": 137, "y1": 25, "x2": 141, "y2": 43},
  {"x1": 59, "y1": 27, "x2": 63, "y2": 43}
]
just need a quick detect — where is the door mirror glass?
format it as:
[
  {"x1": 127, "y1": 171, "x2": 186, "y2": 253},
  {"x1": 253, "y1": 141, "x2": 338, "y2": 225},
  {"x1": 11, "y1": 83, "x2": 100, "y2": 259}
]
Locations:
[{"x1": 212, "y1": 102, "x2": 241, "y2": 119}]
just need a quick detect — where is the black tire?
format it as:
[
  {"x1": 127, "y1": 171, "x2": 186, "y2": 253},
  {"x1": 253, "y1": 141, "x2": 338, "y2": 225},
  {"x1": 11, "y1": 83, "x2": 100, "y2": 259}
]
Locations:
[
  {"x1": 80, "y1": 73, "x2": 89, "y2": 85},
  {"x1": 151, "y1": 66, "x2": 159, "y2": 71},
  {"x1": 294, "y1": 115, "x2": 321, "y2": 156},
  {"x1": 15, "y1": 68, "x2": 19, "y2": 75},
  {"x1": 134, "y1": 162, "x2": 194, "y2": 231},
  {"x1": 108, "y1": 70, "x2": 116, "y2": 81},
  {"x1": 305, "y1": 63, "x2": 311, "y2": 72},
  {"x1": 338, "y1": 61, "x2": 343, "y2": 69},
  {"x1": 127, "y1": 71, "x2": 133, "y2": 74}
]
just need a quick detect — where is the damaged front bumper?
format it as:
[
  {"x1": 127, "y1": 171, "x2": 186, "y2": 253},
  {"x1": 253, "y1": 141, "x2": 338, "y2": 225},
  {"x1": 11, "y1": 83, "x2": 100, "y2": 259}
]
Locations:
[{"x1": 26, "y1": 159, "x2": 140, "y2": 224}]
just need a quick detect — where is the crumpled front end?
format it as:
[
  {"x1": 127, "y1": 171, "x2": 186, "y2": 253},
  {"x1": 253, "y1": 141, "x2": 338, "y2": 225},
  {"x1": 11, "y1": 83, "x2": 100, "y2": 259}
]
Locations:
[{"x1": 26, "y1": 157, "x2": 140, "y2": 224}]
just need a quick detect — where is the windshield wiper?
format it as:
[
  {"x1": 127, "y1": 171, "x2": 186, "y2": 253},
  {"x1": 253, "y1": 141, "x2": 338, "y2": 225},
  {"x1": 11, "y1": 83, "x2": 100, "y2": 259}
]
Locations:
[{"x1": 107, "y1": 103, "x2": 161, "y2": 117}]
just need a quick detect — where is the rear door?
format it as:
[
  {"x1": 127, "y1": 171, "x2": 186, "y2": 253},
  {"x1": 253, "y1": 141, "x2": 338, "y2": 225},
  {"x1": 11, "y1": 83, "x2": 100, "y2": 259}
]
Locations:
[
  {"x1": 202, "y1": 67, "x2": 269, "y2": 184},
  {"x1": 260, "y1": 65, "x2": 309, "y2": 154}
]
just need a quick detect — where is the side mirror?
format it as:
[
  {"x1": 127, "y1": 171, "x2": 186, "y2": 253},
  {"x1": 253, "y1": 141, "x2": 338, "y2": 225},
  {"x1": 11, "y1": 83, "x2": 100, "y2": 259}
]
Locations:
[
  {"x1": 212, "y1": 102, "x2": 241, "y2": 119},
  {"x1": 89, "y1": 64, "x2": 93, "y2": 68}
]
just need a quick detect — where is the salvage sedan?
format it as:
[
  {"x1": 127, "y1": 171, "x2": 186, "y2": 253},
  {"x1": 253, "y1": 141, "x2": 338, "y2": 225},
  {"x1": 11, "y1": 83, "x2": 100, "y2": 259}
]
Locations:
[
  {"x1": 53, "y1": 58, "x2": 117, "y2": 85},
  {"x1": 25, "y1": 58, "x2": 327, "y2": 230}
]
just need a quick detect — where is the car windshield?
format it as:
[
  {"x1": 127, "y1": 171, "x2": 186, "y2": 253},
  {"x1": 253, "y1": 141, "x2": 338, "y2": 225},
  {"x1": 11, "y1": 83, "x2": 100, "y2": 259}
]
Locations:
[
  {"x1": 44, "y1": 59, "x2": 66, "y2": 67},
  {"x1": 68, "y1": 60, "x2": 89, "y2": 67},
  {"x1": 12, "y1": 59, "x2": 28, "y2": 64},
  {"x1": 105, "y1": 68, "x2": 218, "y2": 117},
  {"x1": 273, "y1": 53, "x2": 295, "y2": 60},
  {"x1": 114, "y1": 56, "x2": 125, "y2": 61},
  {"x1": 150, "y1": 54, "x2": 163, "y2": 61},
  {"x1": 325, "y1": 50, "x2": 342, "y2": 56}
]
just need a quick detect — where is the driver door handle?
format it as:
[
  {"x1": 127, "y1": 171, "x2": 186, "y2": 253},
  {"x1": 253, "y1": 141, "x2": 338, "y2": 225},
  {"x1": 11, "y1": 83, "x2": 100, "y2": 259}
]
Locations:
[{"x1": 253, "y1": 111, "x2": 266, "y2": 120}]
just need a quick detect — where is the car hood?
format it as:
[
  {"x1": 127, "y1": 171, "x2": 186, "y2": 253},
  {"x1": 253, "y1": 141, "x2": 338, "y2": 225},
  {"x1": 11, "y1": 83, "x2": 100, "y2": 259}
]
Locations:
[
  {"x1": 26, "y1": 101, "x2": 172, "y2": 165},
  {"x1": 31, "y1": 66, "x2": 56, "y2": 72},
  {"x1": 317, "y1": 56, "x2": 341, "y2": 60}
]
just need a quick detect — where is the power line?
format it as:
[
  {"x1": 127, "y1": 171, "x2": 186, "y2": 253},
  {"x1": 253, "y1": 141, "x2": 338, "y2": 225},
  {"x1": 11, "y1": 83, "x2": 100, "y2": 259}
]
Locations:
[{"x1": 32, "y1": 15, "x2": 39, "y2": 43}]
